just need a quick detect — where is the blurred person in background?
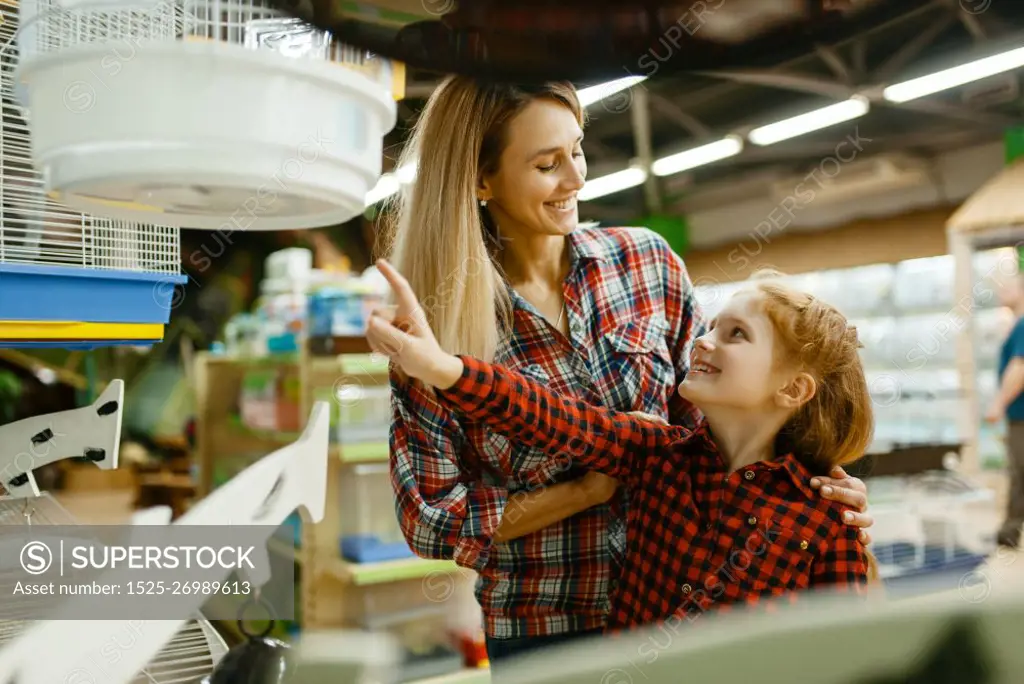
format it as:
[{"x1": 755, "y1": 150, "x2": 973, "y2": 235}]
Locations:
[{"x1": 986, "y1": 273, "x2": 1024, "y2": 549}]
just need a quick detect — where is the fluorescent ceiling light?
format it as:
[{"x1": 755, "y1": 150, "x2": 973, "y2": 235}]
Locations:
[
  {"x1": 394, "y1": 161, "x2": 417, "y2": 184},
  {"x1": 651, "y1": 137, "x2": 743, "y2": 177},
  {"x1": 365, "y1": 174, "x2": 400, "y2": 206},
  {"x1": 747, "y1": 97, "x2": 869, "y2": 146},
  {"x1": 883, "y1": 46, "x2": 1024, "y2": 103},
  {"x1": 577, "y1": 76, "x2": 647, "y2": 108},
  {"x1": 365, "y1": 161, "x2": 416, "y2": 206},
  {"x1": 578, "y1": 167, "x2": 647, "y2": 201}
]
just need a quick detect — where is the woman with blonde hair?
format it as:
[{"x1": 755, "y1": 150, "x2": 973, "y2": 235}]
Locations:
[{"x1": 381, "y1": 75, "x2": 875, "y2": 666}]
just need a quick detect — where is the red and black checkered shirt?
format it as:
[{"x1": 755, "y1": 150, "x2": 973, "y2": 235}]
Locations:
[
  {"x1": 435, "y1": 357, "x2": 870, "y2": 631},
  {"x1": 389, "y1": 226, "x2": 704, "y2": 638}
]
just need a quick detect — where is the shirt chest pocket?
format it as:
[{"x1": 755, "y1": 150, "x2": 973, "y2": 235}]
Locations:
[
  {"x1": 597, "y1": 316, "x2": 676, "y2": 412},
  {"x1": 728, "y1": 523, "x2": 820, "y2": 597}
]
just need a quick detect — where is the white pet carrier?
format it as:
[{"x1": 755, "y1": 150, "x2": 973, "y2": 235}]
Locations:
[{"x1": 13, "y1": 0, "x2": 397, "y2": 230}]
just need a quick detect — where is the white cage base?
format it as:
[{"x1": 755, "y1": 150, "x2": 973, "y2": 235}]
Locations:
[{"x1": 17, "y1": 39, "x2": 396, "y2": 231}]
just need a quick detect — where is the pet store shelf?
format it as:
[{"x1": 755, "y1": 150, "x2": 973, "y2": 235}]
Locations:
[
  {"x1": 325, "y1": 557, "x2": 461, "y2": 587},
  {"x1": 195, "y1": 343, "x2": 480, "y2": 669},
  {"x1": 332, "y1": 441, "x2": 390, "y2": 463}
]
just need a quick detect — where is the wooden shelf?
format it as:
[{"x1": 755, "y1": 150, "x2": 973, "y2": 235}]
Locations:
[
  {"x1": 308, "y1": 335, "x2": 373, "y2": 357},
  {"x1": 267, "y1": 536, "x2": 304, "y2": 565},
  {"x1": 332, "y1": 442, "x2": 390, "y2": 463}
]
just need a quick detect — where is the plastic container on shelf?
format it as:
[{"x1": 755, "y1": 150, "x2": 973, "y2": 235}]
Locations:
[
  {"x1": 265, "y1": 248, "x2": 313, "y2": 282},
  {"x1": 239, "y1": 367, "x2": 279, "y2": 432},
  {"x1": 891, "y1": 255, "x2": 955, "y2": 313},
  {"x1": 816, "y1": 264, "x2": 895, "y2": 318},
  {"x1": 851, "y1": 316, "x2": 896, "y2": 368},
  {"x1": 224, "y1": 313, "x2": 266, "y2": 357},
  {"x1": 309, "y1": 287, "x2": 364, "y2": 336},
  {"x1": 276, "y1": 366, "x2": 302, "y2": 433},
  {"x1": 257, "y1": 277, "x2": 309, "y2": 353},
  {"x1": 338, "y1": 462, "x2": 414, "y2": 563},
  {"x1": 308, "y1": 269, "x2": 387, "y2": 337},
  {"x1": 972, "y1": 247, "x2": 1017, "y2": 309},
  {"x1": 973, "y1": 306, "x2": 1013, "y2": 361},
  {"x1": 335, "y1": 383, "x2": 391, "y2": 445},
  {"x1": 888, "y1": 312, "x2": 958, "y2": 368}
]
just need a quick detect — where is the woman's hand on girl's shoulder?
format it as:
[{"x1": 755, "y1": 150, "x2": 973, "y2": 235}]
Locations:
[{"x1": 810, "y1": 466, "x2": 873, "y2": 545}]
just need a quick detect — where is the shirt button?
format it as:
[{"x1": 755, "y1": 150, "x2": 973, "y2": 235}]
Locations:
[
  {"x1": 800, "y1": 540, "x2": 809, "y2": 550},
  {"x1": 681, "y1": 584, "x2": 692, "y2": 595},
  {"x1": 747, "y1": 516, "x2": 758, "y2": 526},
  {"x1": 744, "y1": 470, "x2": 755, "y2": 481},
  {"x1": 704, "y1": 523, "x2": 713, "y2": 532}
]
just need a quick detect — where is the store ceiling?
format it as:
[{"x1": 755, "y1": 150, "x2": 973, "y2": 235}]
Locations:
[{"x1": 365, "y1": 0, "x2": 1024, "y2": 228}]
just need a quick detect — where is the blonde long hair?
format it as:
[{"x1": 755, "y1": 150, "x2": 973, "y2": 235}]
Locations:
[{"x1": 380, "y1": 76, "x2": 584, "y2": 361}]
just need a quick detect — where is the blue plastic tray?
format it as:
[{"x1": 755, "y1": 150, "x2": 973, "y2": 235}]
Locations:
[
  {"x1": 0, "y1": 340, "x2": 161, "y2": 349},
  {"x1": 340, "y1": 535, "x2": 416, "y2": 564},
  {"x1": 0, "y1": 263, "x2": 187, "y2": 324}
]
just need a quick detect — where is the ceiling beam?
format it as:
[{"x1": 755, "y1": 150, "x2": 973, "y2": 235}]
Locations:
[
  {"x1": 959, "y1": 9, "x2": 988, "y2": 40},
  {"x1": 872, "y1": 11, "x2": 957, "y2": 82},
  {"x1": 630, "y1": 87, "x2": 661, "y2": 214},
  {"x1": 851, "y1": 38, "x2": 868, "y2": 83},
  {"x1": 692, "y1": 69, "x2": 852, "y2": 99},
  {"x1": 814, "y1": 44, "x2": 852, "y2": 84},
  {"x1": 648, "y1": 93, "x2": 712, "y2": 138}
]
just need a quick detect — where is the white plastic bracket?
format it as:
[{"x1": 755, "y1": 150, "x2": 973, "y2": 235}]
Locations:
[
  {"x1": 0, "y1": 400, "x2": 330, "y2": 684},
  {"x1": 0, "y1": 380, "x2": 123, "y2": 499}
]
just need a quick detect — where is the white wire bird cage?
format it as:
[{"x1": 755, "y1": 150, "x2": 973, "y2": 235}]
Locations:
[
  {"x1": 0, "y1": 2, "x2": 186, "y2": 347},
  {"x1": 13, "y1": 0, "x2": 397, "y2": 231}
]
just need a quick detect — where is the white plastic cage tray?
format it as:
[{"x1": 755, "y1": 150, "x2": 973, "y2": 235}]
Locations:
[{"x1": 13, "y1": 0, "x2": 398, "y2": 231}]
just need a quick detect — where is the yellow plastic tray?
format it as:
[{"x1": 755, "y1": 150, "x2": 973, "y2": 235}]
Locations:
[{"x1": 0, "y1": 321, "x2": 165, "y2": 340}]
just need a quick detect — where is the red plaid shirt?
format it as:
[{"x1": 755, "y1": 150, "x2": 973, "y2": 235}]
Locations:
[
  {"x1": 389, "y1": 226, "x2": 703, "y2": 638},
  {"x1": 436, "y1": 358, "x2": 870, "y2": 632}
]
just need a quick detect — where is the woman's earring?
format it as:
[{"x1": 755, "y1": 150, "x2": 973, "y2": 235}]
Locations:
[{"x1": 480, "y1": 199, "x2": 488, "y2": 208}]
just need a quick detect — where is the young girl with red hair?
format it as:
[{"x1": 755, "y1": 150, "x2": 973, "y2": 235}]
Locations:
[{"x1": 368, "y1": 261, "x2": 874, "y2": 631}]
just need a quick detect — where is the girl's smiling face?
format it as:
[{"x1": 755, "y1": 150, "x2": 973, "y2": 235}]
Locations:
[{"x1": 678, "y1": 291, "x2": 793, "y2": 411}]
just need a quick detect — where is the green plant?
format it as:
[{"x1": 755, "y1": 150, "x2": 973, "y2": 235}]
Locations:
[{"x1": 0, "y1": 370, "x2": 23, "y2": 424}]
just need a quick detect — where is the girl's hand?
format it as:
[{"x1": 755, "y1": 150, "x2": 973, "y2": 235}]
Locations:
[
  {"x1": 811, "y1": 466, "x2": 874, "y2": 545},
  {"x1": 366, "y1": 260, "x2": 464, "y2": 389}
]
